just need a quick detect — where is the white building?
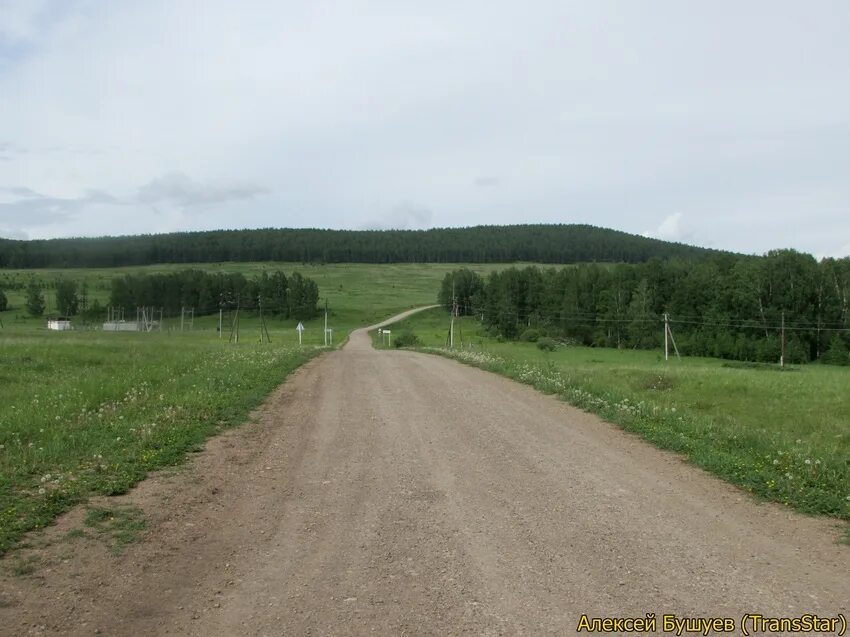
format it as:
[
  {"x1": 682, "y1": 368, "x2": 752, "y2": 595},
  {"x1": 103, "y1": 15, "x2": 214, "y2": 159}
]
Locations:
[{"x1": 47, "y1": 318, "x2": 72, "y2": 331}]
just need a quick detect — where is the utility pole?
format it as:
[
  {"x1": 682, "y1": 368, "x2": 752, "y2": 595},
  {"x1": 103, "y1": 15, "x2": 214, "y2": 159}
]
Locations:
[
  {"x1": 229, "y1": 294, "x2": 241, "y2": 344},
  {"x1": 449, "y1": 278, "x2": 457, "y2": 349},
  {"x1": 324, "y1": 298, "x2": 330, "y2": 346},
  {"x1": 258, "y1": 296, "x2": 271, "y2": 343},
  {"x1": 665, "y1": 314, "x2": 681, "y2": 361},
  {"x1": 780, "y1": 311, "x2": 786, "y2": 368},
  {"x1": 218, "y1": 307, "x2": 223, "y2": 339}
]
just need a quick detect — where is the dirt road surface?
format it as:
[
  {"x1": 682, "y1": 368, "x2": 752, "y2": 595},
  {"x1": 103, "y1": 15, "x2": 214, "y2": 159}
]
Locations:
[{"x1": 2, "y1": 309, "x2": 848, "y2": 635}]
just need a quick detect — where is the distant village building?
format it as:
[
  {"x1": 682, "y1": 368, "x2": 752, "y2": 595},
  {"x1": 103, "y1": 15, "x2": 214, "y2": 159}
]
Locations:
[{"x1": 47, "y1": 318, "x2": 72, "y2": 331}]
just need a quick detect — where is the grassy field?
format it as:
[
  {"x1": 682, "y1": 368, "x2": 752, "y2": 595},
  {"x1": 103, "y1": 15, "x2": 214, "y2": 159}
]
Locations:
[
  {"x1": 0, "y1": 332, "x2": 319, "y2": 554},
  {"x1": 0, "y1": 262, "x2": 517, "y2": 554},
  {"x1": 0, "y1": 262, "x2": 516, "y2": 340},
  {"x1": 384, "y1": 308, "x2": 850, "y2": 523}
]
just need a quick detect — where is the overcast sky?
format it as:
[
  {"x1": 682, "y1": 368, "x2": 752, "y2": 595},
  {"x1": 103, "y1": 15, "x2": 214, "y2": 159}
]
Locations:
[{"x1": 1, "y1": 1, "x2": 849, "y2": 257}]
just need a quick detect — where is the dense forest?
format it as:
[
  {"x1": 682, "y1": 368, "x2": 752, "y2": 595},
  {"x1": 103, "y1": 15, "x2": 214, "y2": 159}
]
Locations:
[
  {"x1": 109, "y1": 269, "x2": 320, "y2": 319},
  {"x1": 439, "y1": 251, "x2": 850, "y2": 365},
  {"x1": 11, "y1": 269, "x2": 320, "y2": 321},
  {"x1": 0, "y1": 225, "x2": 720, "y2": 268}
]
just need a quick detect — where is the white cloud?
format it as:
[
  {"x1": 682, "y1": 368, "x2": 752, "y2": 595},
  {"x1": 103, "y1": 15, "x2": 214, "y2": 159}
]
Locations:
[
  {"x1": 363, "y1": 202, "x2": 433, "y2": 230},
  {"x1": 645, "y1": 213, "x2": 689, "y2": 242}
]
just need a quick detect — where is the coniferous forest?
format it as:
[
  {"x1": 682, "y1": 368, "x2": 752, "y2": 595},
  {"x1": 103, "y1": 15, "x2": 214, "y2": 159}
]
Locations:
[
  {"x1": 0, "y1": 225, "x2": 716, "y2": 268},
  {"x1": 439, "y1": 250, "x2": 850, "y2": 365}
]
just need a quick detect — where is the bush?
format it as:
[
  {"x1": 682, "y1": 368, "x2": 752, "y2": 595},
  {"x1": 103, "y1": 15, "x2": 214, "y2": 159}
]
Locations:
[
  {"x1": 536, "y1": 337, "x2": 557, "y2": 352},
  {"x1": 520, "y1": 328, "x2": 541, "y2": 343},
  {"x1": 821, "y1": 335, "x2": 849, "y2": 366},
  {"x1": 394, "y1": 330, "x2": 420, "y2": 348}
]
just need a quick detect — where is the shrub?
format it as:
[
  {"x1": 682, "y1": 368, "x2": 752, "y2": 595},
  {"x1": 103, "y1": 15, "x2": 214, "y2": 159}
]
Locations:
[
  {"x1": 536, "y1": 337, "x2": 557, "y2": 352},
  {"x1": 520, "y1": 328, "x2": 541, "y2": 343},
  {"x1": 821, "y1": 335, "x2": 849, "y2": 366},
  {"x1": 394, "y1": 330, "x2": 420, "y2": 348}
]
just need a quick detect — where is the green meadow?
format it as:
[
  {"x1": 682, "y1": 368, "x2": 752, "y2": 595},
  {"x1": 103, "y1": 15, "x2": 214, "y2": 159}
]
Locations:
[
  {"x1": 0, "y1": 262, "x2": 515, "y2": 340},
  {"x1": 384, "y1": 307, "x2": 850, "y2": 523}
]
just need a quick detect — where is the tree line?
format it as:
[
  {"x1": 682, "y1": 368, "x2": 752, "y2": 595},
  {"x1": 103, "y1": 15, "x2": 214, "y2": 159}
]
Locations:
[
  {"x1": 15, "y1": 269, "x2": 320, "y2": 322},
  {"x1": 0, "y1": 225, "x2": 720, "y2": 268},
  {"x1": 439, "y1": 250, "x2": 850, "y2": 365}
]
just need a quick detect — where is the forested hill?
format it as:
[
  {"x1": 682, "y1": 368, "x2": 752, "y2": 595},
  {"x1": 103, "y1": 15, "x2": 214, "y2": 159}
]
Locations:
[{"x1": 0, "y1": 225, "x2": 723, "y2": 268}]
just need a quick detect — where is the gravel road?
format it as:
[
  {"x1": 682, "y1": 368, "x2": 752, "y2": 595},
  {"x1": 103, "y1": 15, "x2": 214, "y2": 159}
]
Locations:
[{"x1": 2, "y1": 308, "x2": 847, "y2": 636}]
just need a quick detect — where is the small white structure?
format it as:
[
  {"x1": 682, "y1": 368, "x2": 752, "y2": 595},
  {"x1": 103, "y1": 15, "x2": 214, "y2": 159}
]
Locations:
[
  {"x1": 103, "y1": 321, "x2": 140, "y2": 332},
  {"x1": 47, "y1": 318, "x2": 72, "y2": 331}
]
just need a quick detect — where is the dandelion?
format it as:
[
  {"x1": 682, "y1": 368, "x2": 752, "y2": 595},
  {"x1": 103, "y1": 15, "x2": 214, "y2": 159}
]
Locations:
[
  {"x1": 804, "y1": 459, "x2": 811, "y2": 465},
  {"x1": 773, "y1": 459, "x2": 779, "y2": 465}
]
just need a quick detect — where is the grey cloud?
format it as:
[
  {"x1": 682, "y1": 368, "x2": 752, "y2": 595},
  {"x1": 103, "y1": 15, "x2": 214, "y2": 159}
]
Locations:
[
  {"x1": 0, "y1": 172, "x2": 267, "y2": 236},
  {"x1": 0, "y1": 191, "x2": 91, "y2": 226},
  {"x1": 135, "y1": 172, "x2": 268, "y2": 208},
  {"x1": 0, "y1": 227, "x2": 29, "y2": 240},
  {"x1": 0, "y1": 186, "x2": 41, "y2": 197},
  {"x1": 0, "y1": 142, "x2": 25, "y2": 161}
]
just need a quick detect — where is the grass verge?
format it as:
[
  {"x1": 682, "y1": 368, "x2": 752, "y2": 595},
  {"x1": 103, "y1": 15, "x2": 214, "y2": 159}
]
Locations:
[{"x1": 0, "y1": 332, "x2": 319, "y2": 554}]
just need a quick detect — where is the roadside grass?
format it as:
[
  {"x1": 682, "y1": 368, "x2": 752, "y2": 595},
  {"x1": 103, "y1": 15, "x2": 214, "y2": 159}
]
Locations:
[
  {"x1": 84, "y1": 505, "x2": 146, "y2": 553},
  {"x1": 8, "y1": 554, "x2": 39, "y2": 576},
  {"x1": 0, "y1": 331, "x2": 318, "y2": 554},
  {"x1": 390, "y1": 308, "x2": 850, "y2": 522}
]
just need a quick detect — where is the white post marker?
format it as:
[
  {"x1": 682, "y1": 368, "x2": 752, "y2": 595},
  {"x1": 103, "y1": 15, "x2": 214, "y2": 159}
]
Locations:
[
  {"x1": 296, "y1": 321, "x2": 305, "y2": 345},
  {"x1": 383, "y1": 329, "x2": 391, "y2": 347},
  {"x1": 324, "y1": 328, "x2": 333, "y2": 345}
]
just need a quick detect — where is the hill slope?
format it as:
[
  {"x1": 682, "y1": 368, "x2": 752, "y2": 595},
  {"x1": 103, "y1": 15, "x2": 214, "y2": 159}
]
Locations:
[{"x1": 0, "y1": 224, "x2": 722, "y2": 268}]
